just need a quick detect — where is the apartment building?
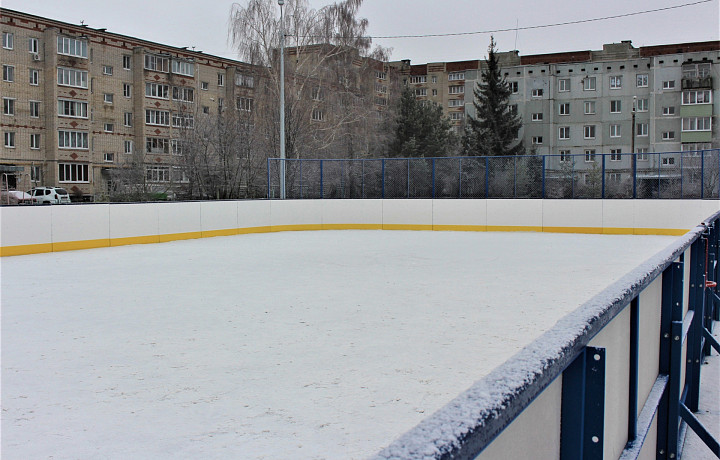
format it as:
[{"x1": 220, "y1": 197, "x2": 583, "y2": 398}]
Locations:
[
  {"x1": 1, "y1": 8, "x2": 259, "y2": 200},
  {"x1": 391, "y1": 41, "x2": 719, "y2": 165}
]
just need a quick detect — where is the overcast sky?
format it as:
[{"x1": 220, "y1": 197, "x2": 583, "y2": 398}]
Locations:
[{"x1": 3, "y1": 0, "x2": 718, "y2": 63}]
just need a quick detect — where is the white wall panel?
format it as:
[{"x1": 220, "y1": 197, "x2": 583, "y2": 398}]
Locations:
[
  {"x1": 0, "y1": 206, "x2": 52, "y2": 246},
  {"x1": 432, "y1": 199, "x2": 487, "y2": 228},
  {"x1": 487, "y1": 199, "x2": 542, "y2": 229},
  {"x1": 51, "y1": 204, "x2": 110, "y2": 243},
  {"x1": 200, "y1": 201, "x2": 240, "y2": 231},
  {"x1": 108, "y1": 203, "x2": 159, "y2": 239},
  {"x1": 382, "y1": 199, "x2": 433, "y2": 227},
  {"x1": 158, "y1": 202, "x2": 202, "y2": 236},
  {"x1": 322, "y1": 199, "x2": 383, "y2": 226},
  {"x1": 543, "y1": 200, "x2": 603, "y2": 230}
]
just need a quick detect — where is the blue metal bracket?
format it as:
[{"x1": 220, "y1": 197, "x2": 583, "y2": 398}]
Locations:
[
  {"x1": 679, "y1": 403, "x2": 720, "y2": 456},
  {"x1": 560, "y1": 346, "x2": 606, "y2": 460}
]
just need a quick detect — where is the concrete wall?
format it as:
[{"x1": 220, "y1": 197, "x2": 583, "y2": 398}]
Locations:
[{"x1": 2, "y1": 199, "x2": 719, "y2": 256}]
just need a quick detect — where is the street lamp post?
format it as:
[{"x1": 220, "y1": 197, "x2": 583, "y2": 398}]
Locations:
[{"x1": 278, "y1": 0, "x2": 286, "y2": 199}]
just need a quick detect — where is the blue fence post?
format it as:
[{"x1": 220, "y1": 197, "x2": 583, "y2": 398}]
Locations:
[
  {"x1": 267, "y1": 158, "x2": 271, "y2": 199},
  {"x1": 432, "y1": 158, "x2": 436, "y2": 199},
  {"x1": 407, "y1": 158, "x2": 410, "y2": 198},
  {"x1": 513, "y1": 156, "x2": 517, "y2": 198},
  {"x1": 458, "y1": 158, "x2": 462, "y2": 198},
  {"x1": 299, "y1": 159, "x2": 303, "y2": 199},
  {"x1": 485, "y1": 157, "x2": 489, "y2": 198},
  {"x1": 658, "y1": 154, "x2": 662, "y2": 199},
  {"x1": 542, "y1": 156, "x2": 546, "y2": 199},
  {"x1": 361, "y1": 160, "x2": 365, "y2": 198},
  {"x1": 701, "y1": 151, "x2": 705, "y2": 199},
  {"x1": 560, "y1": 347, "x2": 606, "y2": 460},
  {"x1": 628, "y1": 297, "x2": 640, "y2": 442},
  {"x1": 680, "y1": 153, "x2": 684, "y2": 199},
  {"x1": 381, "y1": 159, "x2": 385, "y2": 199},
  {"x1": 601, "y1": 154, "x2": 606, "y2": 200},
  {"x1": 320, "y1": 160, "x2": 324, "y2": 199},
  {"x1": 632, "y1": 153, "x2": 637, "y2": 199}
]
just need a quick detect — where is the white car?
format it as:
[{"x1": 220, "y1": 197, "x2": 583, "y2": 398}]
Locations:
[
  {"x1": 1, "y1": 190, "x2": 36, "y2": 205},
  {"x1": 28, "y1": 187, "x2": 72, "y2": 204}
]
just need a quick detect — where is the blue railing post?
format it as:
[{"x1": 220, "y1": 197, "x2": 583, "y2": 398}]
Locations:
[
  {"x1": 320, "y1": 160, "x2": 324, "y2": 199},
  {"x1": 361, "y1": 159, "x2": 365, "y2": 198},
  {"x1": 407, "y1": 158, "x2": 410, "y2": 198},
  {"x1": 701, "y1": 150, "x2": 705, "y2": 199},
  {"x1": 541, "y1": 156, "x2": 546, "y2": 199},
  {"x1": 381, "y1": 159, "x2": 385, "y2": 199},
  {"x1": 680, "y1": 152, "x2": 684, "y2": 199},
  {"x1": 632, "y1": 153, "x2": 637, "y2": 199},
  {"x1": 485, "y1": 157, "x2": 489, "y2": 198},
  {"x1": 601, "y1": 154, "x2": 606, "y2": 200},
  {"x1": 432, "y1": 158, "x2": 436, "y2": 199},
  {"x1": 513, "y1": 156, "x2": 517, "y2": 198},
  {"x1": 628, "y1": 297, "x2": 639, "y2": 442},
  {"x1": 300, "y1": 159, "x2": 303, "y2": 199},
  {"x1": 267, "y1": 158, "x2": 271, "y2": 199},
  {"x1": 458, "y1": 158, "x2": 462, "y2": 198}
]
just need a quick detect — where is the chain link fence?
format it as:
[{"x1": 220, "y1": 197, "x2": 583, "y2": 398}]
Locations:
[{"x1": 268, "y1": 150, "x2": 720, "y2": 200}]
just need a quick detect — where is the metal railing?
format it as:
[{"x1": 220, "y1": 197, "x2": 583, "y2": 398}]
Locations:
[
  {"x1": 268, "y1": 149, "x2": 720, "y2": 200},
  {"x1": 373, "y1": 210, "x2": 720, "y2": 459}
]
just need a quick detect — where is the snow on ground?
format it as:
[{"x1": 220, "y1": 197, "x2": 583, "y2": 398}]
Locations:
[{"x1": 1, "y1": 230, "x2": 678, "y2": 459}]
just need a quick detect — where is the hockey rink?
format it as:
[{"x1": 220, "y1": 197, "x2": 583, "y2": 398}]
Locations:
[{"x1": 1, "y1": 230, "x2": 679, "y2": 459}]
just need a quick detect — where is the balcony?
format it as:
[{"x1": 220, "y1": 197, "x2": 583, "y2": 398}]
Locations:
[{"x1": 682, "y1": 76, "x2": 713, "y2": 90}]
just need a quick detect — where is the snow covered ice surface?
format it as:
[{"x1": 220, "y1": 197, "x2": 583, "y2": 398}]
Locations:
[{"x1": 1, "y1": 230, "x2": 678, "y2": 459}]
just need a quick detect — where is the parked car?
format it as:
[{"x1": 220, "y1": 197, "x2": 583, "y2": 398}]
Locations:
[
  {"x1": 28, "y1": 187, "x2": 72, "y2": 204},
  {"x1": 1, "y1": 190, "x2": 36, "y2": 205}
]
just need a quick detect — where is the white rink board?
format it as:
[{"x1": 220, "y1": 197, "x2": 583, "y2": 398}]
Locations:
[{"x1": 1, "y1": 230, "x2": 678, "y2": 459}]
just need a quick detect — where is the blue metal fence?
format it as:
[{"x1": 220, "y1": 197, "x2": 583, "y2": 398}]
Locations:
[
  {"x1": 374, "y1": 210, "x2": 720, "y2": 459},
  {"x1": 268, "y1": 149, "x2": 720, "y2": 200}
]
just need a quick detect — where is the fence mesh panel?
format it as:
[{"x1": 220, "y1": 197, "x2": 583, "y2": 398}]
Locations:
[{"x1": 267, "y1": 150, "x2": 720, "y2": 200}]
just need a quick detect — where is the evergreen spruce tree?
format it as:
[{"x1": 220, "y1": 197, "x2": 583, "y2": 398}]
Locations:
[
  {"x1": 464, "y1": 37, "x2": 523, "y2": 156},
  {"x1": 390, "y1": 86, "x2": 452, "y2": 157}
]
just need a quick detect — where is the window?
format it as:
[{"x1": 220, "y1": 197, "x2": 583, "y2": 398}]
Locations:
[
  {"x1": 3, "y1": 65, "x2": 15, "y2": 82},
  {"x1": 29, "y1": 37, "x2": 39, "y2": 54},
  {"x1": 30, "y1": 133, "x2": 41, "y2": 149},
  {"x1": 681, "y1": 117, "x2": 711, "y2": 132},
  {"x1": 682, "y1": 62, "x2": 712, "y2": 79},
  {"x1": 123, "y1": 55, "x2": 131, "y2": 70},
  {"x1": 532, "y1": 136, "x2": 543, "y2": 145},
  {"x1": 237, "y1": 97, "x2": 253, "y2": 112},
  {"x1": 431, "y1": 76, "x2": 438, "y2": 84},
  {"x1": 375, "y1": 71, "x2": 387, "y2": 80},
  {"x1": 608, "y1": 173, "x2": 622, "y2": 183},
  {"x1": 584, "y1": 125, "x2": 596, "y2": 139},
  {"x1": 201, "y1": 81, "x2": 209, "y2": 90},
  {"x1": 662, "y1": 80, "x2": 675, "y2": 90},
  {"x1": 531, "y1": 88, "x2": 543, "y2": 98},
  {"x1": 584, "y1": 101, "x2": 596, "y2": 114},
  {"x1": 558, "y1": 79, "x2": 570, "y2": 92},
  {"x1": 681, "y1": 143, "x2": 712, "y2": 152},
  {"x1": 235, "y1": 73, "x2": 254, "y2": 88},
  {"x1": 583, "y1": 76, "x2": 596, "y2": 91},
  {"x1": 508, "y1": 81, "x2": 519, "y2": 93},
  {"x1": 662, "y1": 106, "x2": 675, "y2": 116},
  {"x1": 57, "y1": 67, "x2": 88, "y2": 88},
  {"x1": 414, "y1": 88, "x2": 427, "y2": 96},
  {"x1": 29, "y1": 101, "x2": 40, "y2": 118},
  {"x1": 104, "y1": 93, "x2": 114, "y2": 104},
  {"x1": 559, "y1": 150, "x2": 571, "y2": 162},
  {"x1": 30, "y1": 165, "x2": 41, "y2": 182},
  {"x1": 662, "y1": 157, "x2": 676, "y2": 166},
  {"x1": 172, "y1": 113, "x2": 194, "y2": 129},
  {"x1": 509, "y1": 104, "x2": 518, "y2": 116},
  {"x1": 202, "y1": 106, "x2": 209, "y2": 114},
  {"x1": 217, "y1": 73, "x2": 225, "y2": 86},
  {"x1": 123, "y1": 83, "x2": 131, "y2": 98},
  {"x1": 662, "y1": 131, "x2": 675, "y2": 141},
  {"x1": 146, "y1": 137, "x2": 170, "y2": 154},
  {"x1": 57, "y1": 36, "x2": 87, "y2": 58},
  {"x1": 145, "y1": 109, "x2": 170, "y2": 126},
  {"x1": 585, "y1": 149, "x2": 596, "y2": 162},
  {"x1": 450, "y1": 112, "x2": 464, "y2": 121},
  {"x1": 145, "y1": 82, "x2": 169, "y2": 99},
  {"x1": 172, "y1": 167, "x2": 189, "y2": 183},
  {"x1": 409, "y1": 75, "x2": 427, "y2": 84},
  {"x1": 57, "y1": 99, "x2": 88, "y2": 118},
  {"x1": 146, "y1": 166, "x2": 170, "y2": 182},
  {"x1": 58, "y1": 130, "x2": 89, "y2": 149},
  {"x1": 58, "y1": 163, "x2": 89, "y2": 182},
  {"x1": 610, "y1": 100, "x2": 621, "y2": 113},
  {"x1": 610, "y1": 124, "x2": 621, "y2": 138},
  {"x1": 636, "y1": 98, "x2": 648, "y2": 112},
  {"x1": 104, "y1": 123, "x2": 114, "y2": 133},
  {"x1": 120, "y1": 112, "x2": 131, "y2": 127},
  {"x1": 4, "y1": 132, "x2": 15, "y2": 148},
  {"x1": 172, "y1": 87, "x2": 194, "y2": 103},
  {"x1": 531, "y1": 113, "x2": 543, "y2": 122},
  {"x1": 448, "y1": 99, "x2": 463, "y2": 107},
  {"x1": 124, "y1": 140, "x2": 133, "y2": 154},
  {"x1": 636, "y1": 74, "x2": 648, "y2": 87},
  {"x1": 448, "y1": 72, "x2": 465, "y2": 81},
  {"x1": 431, "y1": 89, "x2": 438, "y2": 96},
  {"x1": 102, "y1": 65, "x2": 113, "y2": 76},
  {"x1": 2, "y1": 32, "x2": 13, "y2": 49},
  {"x1": 3, "y1": 98, "x2": 15, "y2": 116},
  {"x1": 558, "y1": 126, "x2": 570, "y2": 140},
  {"x1": 311, "y1": 108, "x2": 325, "y2": 121},
  {"x1": 29, "y1": 69, "x2": 40, "y2": 86},
  {"x1": 636, "y1": 123, "x2": 648, "y2": 137},
  {"x1": 103, "y1": 153, "x2": 114, "y2": 163},
  {"x1": 610, "y1": 149, "x2": 622, "y2": 161},
  {"x1": 636, "y1": 148, "x2": 648, "y2": 161},
  {"x1": 610, "y1": 75, "x2": 622, "y2": 89},
  {"x1": 682, "y1": 90, "x2": 712, "y2": 105},
  {"x1": 144, "y1": 54, "x2": 169, "y2": 72},
  {"x1": 558, "y1": 103, "x2": 570, "y2": 115},
  {"x1": 448, "y1": 85, "x2": 464, "y2": 94},
  {"x1": 171, "y1": 139, "x2": 184, "y2": 155}
]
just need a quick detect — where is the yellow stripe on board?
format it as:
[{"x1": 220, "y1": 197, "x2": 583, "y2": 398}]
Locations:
[{"x1": 0, "y1": 224, "x2": 692, "y2": 256}]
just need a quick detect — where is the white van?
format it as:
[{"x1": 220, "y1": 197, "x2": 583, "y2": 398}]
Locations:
[{"x1": 28, "y1": 187, "x2": 72, "y2": 204}]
